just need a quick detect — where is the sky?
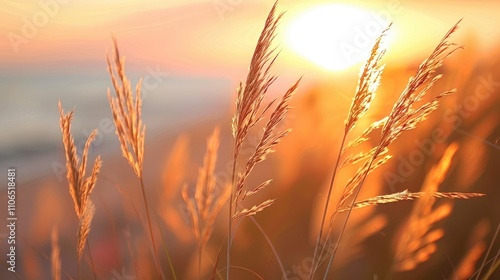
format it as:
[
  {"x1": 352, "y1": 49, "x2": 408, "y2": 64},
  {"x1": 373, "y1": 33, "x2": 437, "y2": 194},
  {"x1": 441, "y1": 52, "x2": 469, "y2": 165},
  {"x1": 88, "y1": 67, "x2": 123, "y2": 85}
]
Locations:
[
  {"x1": 1, "y1": 0, "x2": 499, "y2": 181},
  {"x1": 1, "y1": 0, "x2": 499, "y2": 74}
]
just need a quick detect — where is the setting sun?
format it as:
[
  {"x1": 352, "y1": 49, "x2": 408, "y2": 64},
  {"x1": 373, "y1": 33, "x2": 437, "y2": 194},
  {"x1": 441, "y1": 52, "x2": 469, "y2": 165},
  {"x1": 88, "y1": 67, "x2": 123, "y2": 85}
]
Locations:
[{"x1": 287, "y1": 4, "x2": 393, "y2": 71}]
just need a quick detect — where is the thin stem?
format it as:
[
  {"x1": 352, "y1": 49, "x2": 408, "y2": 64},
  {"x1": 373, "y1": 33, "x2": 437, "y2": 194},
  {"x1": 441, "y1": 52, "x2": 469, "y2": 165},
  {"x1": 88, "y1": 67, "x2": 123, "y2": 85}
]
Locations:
[
  {"x1": 249, "y1": 216, "x2": 287, "y2": 278},
  {"x1": 158, "y1": 222, "x2": 178, "y2": 280},
  {"x1": 198, "y1": 246, "x2": 203, "y2": 280},
  {"x1": 314, "y1": 211, "x2": 340, "y2": 277},
  {"x1": 309, "y1": 132, "x2": 348, "y2": 280},
  {"x1": 86, "y1": 240, "x2": 97, "y2": 280},
  {"x1": 481, "y1": 258, "x2": 500, "y2": 280},
  {"x1": 227, "y1": 159, "x2": 238, "y2": 280},
  {"x1": 139, "y1": 176, "x2": 164, "y2": 280},
  {"x1": 210, "y1": 238, "x2": 227, "y2": 280},
  {"x1": 476, "y1": 223, "x2": 500, "y2": 280},
  {"x1": 323, "y1": 146, "x2": 381, "y2": 279}
]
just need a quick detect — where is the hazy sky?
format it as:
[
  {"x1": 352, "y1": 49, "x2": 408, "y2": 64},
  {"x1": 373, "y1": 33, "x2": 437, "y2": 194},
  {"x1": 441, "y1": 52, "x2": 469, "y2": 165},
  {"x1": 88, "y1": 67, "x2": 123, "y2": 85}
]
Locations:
[{"x1": 1, "y1": 0, "x2": 499, "y2": 76}]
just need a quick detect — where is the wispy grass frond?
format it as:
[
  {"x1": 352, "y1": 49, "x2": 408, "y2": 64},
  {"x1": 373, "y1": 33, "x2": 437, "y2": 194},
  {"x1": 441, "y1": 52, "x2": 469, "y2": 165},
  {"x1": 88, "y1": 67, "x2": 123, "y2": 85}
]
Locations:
[
  {"x1": 342, "y1": 117, "x2": 388, "y2": 154},
  {"x1": 340, "y1": 146, "x2": 388, "y2": 169},
  {"x1": 379, "y1": 21, "x2": 462, "y2": 152},
  {"x1": 241, "y1": 179, "x2": 273, "y2": 201},
  {"x1": 335, "y1": 189, "x2": 484, "y2": 213},
  {"x1": 392, "y1": 143, "x2": 462, "y2": 272},
  {"x1": 182, "y1": 127, "x2": 229, "y2": 248},
  {"x1": 107, "y1": 37, "x2": 145, "y2": 178},
  {"x1": 183, "y1": 127, "x2": 229, "y2": 278},
  {"x1": 234, "y1": 79, "x2": 300, "y2": 209},
  {"x1": 321, "y1": 22, "x2": 465, "y2": 279},
  {"x1": 310, "y1": 26, "x2": 392, "y2": 279},
  {"x1": 58, "y1": 101, "x2": 101, "y2": 262},
  {"x1": 233, "y1": 199, "x2": 276, "y2": 220},
  {"x1": 231, "y1": 1, "x2": 283, "y2": 159},
  {"x1": 106, "y1": 38, "x2": 164, "y2": 279},
  {"x1": 338, "y1": 154, "x2": 392, "y2": 208},
  {"x1": 227, "y1": 2, "x2": 300, "y2": 278},
  {"x1": 345, "y1": 25, "x2": 390, "y2": 133},
  {"x1": 342, "y1": 21, "x2": 462, "y2": 211}
]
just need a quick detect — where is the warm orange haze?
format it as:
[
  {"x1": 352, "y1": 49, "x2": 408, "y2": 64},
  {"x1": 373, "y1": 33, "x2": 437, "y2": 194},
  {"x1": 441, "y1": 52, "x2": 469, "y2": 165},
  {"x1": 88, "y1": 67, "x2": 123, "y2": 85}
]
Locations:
[{"x1": 0, "y1": 0, "x2": 499, "y2": 280}]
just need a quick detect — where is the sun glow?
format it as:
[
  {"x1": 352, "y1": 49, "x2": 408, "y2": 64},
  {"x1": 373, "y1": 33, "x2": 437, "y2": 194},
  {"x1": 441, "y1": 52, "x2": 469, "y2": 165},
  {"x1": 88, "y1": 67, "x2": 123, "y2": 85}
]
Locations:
[{"x1": 287, "y1": 4, "x2": 393, "y2": 71}]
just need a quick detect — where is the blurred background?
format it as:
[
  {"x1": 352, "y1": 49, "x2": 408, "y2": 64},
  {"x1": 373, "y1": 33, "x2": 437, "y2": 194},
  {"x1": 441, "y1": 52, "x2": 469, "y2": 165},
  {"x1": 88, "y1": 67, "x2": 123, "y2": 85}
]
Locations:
[{"x1": 0, "y1": 0, "x2": 499, "y2": 279}]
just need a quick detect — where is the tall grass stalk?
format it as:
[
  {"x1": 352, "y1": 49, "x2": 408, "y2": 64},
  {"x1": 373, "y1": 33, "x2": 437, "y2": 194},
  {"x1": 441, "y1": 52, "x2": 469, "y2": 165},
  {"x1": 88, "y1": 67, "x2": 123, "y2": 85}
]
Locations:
[
  {"x1": 106, "y1": 38, "x2": 164, "y2": 279},
  {"x1": 323, "y1": 21, "x2": 463, "y2": 279},
  {"x1": 182, "y1": 127, "x2": 229, "y2": 279},
  {"x1": 227, "y1": 1, "x2": 300, "y2": 278},
  {"x1": 58, "y1": 102, "x2": 101, "y2": 279},
  {"x1": 309, "y1": 24, "x2": 389, "y2": 280}
]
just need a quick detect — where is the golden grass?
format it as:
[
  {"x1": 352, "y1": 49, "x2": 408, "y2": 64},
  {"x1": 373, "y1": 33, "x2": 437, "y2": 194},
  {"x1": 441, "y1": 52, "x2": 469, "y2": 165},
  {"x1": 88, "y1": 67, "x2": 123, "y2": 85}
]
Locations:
[
  {"x1": 229, "y1": 1, "x2": 300, "y2": 217},
  {"x1": 58, "y1": 101, "x2": 101, "y2": 263},
  {"x1": 392, "y1": 144, "x2": 459, "y2": 272},
  {"x1": 106, "y1": 37, "x2": 145, "y2": 179},
  {"x1": 226, "y1": 1, "x2": 301, "y2": 278},
  {"x1": 308, "y1": 27, "x2": 391, "y2": 277},
  {"x1": 344, "y1": 25, "x2": 389, "y2": 134},
  {"x1": 232, "y1": 79, "x2": 300, "y2": 218},
  {"x1": 334, "y1": 189, "x2": 484, "y2": 213},
  {"x1": 51, "y1": 227, "x2": 60, "y2": 280},
  {"x1": 306, "y1": 19, "x2": 489, "y2": 280},
  {"x1": 106, "y1": 38, "x2": 163, "y2": 279},
  {"x1": 49, "y1": 3, "x2": 495, "y2": 280},
  {"x1": 182, "y1": 127, "x2": 230, "y2": 277}
]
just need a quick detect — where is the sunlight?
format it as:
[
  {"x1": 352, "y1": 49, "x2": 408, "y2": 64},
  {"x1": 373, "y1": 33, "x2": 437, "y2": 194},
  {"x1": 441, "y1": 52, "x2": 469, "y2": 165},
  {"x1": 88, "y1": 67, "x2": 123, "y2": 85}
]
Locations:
[{"x1": 286, "y1": 4, "x2": 393, "y2": 71}]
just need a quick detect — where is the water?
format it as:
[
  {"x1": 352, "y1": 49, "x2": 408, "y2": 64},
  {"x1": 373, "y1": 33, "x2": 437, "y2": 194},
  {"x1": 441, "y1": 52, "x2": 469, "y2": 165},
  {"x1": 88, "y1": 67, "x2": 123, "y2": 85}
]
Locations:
[{"x1": 0, "y1": 69, "x2": 232, "y2": 183}]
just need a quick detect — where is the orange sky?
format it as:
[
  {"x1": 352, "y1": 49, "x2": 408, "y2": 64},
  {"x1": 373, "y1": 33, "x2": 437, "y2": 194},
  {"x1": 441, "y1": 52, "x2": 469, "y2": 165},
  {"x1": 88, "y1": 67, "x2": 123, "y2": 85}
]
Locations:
[{"x1": 0, "y1": 0, "x2": 499, "y2": 77}]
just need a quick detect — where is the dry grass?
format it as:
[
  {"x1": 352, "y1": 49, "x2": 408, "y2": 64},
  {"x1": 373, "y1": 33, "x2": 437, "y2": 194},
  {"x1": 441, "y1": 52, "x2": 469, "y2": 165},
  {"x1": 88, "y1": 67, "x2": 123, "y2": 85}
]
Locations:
[
  {"x1": 106, "y1": 37, "x2": 163, "y2": 279},
  {"x1": 232, "y1": 79, "x2": 300, "y2": 218},
  {"x1": 51, "y1": 227, "x2": 61, "y2": 280},
  {"x1": 58, "y1": 101, "x2": 101, "y2": 263},
  {"x1": 227, "y1": 1, "x2": 301, "y2": 278},
  {"x1": 106, "y1": 37, "x2": 145, "y2": 179},
  {"x1": 392, "y1": 143, "x2": 460, "y2": 272},
  {"x1": 308, "y1": 27, "x2": 390, "y2": 277},
  {"x1": 182, "y1": 127, "x2": 230, "y2": 277},
  {"x1": 339, "y1": 20, "x2": 462, "y2": 211},
  {"x1": 229, "y1": 1, "x2": 300, "y2": 216},
  {"x1": 335, "y1": 189, "x2": 484, "y2": 213},
  {"x1": 306, "y1": 19, "x2": 489, "y2": 280},
  {"x1": 45, "y1": 3, "x2": 498, "y2": 280}
]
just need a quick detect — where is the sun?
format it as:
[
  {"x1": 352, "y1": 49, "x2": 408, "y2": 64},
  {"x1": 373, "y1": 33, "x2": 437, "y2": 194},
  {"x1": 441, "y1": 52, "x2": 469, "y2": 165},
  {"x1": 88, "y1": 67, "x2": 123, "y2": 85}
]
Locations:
[{"x1": 286, "y1": 4, "x2": 392, "y2": 71}]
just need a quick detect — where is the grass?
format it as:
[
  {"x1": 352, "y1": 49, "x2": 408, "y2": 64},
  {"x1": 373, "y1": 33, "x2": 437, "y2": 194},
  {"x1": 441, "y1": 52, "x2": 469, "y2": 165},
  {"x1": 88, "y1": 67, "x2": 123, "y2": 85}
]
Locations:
[
  {"x1": 182, "y1": 127, "x2": 229, "y2": 278},
  {"x1": 46, "y1": 1, "x2": 500, "y2": 280},
  {"x1": 58, "y1": 101, "x2": 100, "y2": 279},
  {"x1": 105, "y1": 36, "x2": 173, "y2": 280}
]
